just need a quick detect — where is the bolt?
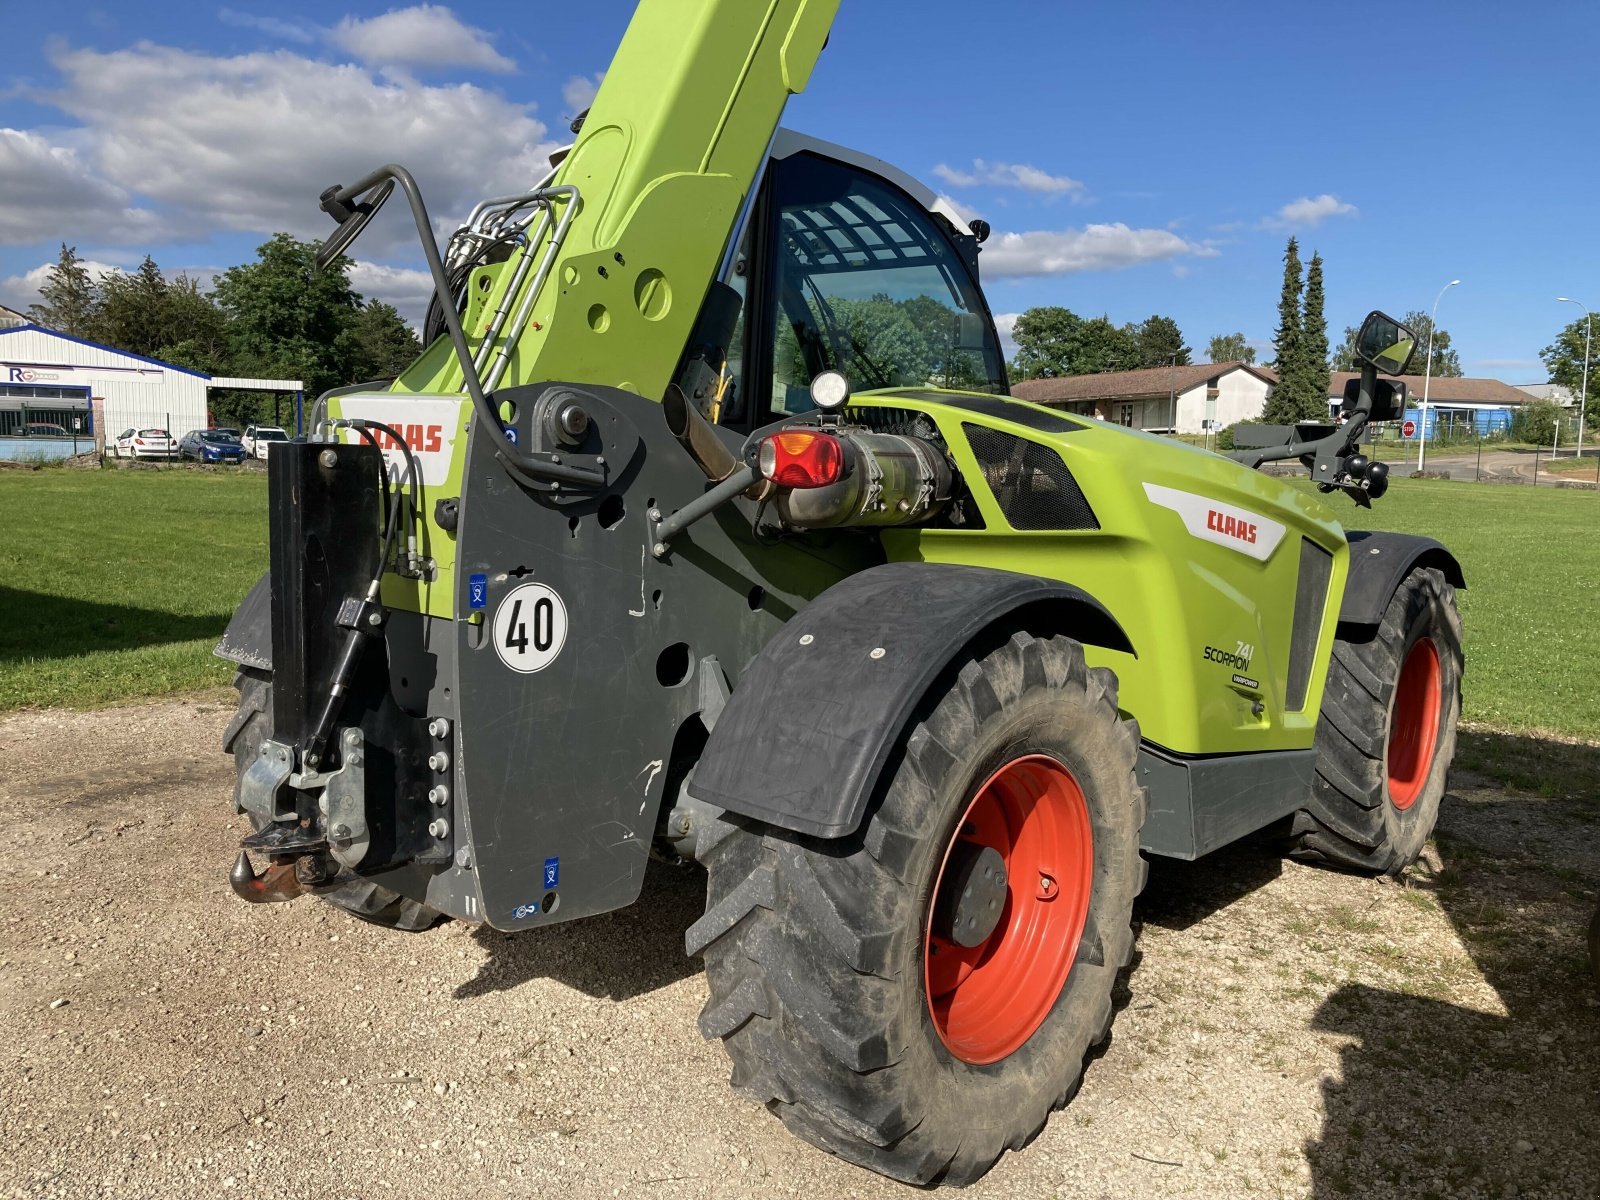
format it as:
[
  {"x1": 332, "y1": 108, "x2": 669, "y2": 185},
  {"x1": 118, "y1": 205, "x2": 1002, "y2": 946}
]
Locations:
[
  {"x1": 429, "y1": 785, "x2": 450, "y2": 807},
  {"x1": 332, "y1": 823, "x2": 351, "y2": 840},
  {"x1": 304, "y1": 752, "x2": 320, "y2": 768},
  {"x1": 1038, "y1": 872, "x2": 1057, "y2": 900},
  {"x1": 869, "y1": 647, "x2": 886, "y2": 660},
  {"x1": 318, "y1": 450, "x2": 339, "y2": 469},
  {"x1": 344, "y1": 729, "x2": 360, "y2": 745},
  {"x1": 648, "y1": 508, "x2": 662, "y2": 522},
  {"x1": 455, "y1": 847, "x2": 473, "y2": 870},
  {"x1": 348, "y1": 751, "x2": 363, "y2": 767},
  {"x1": 799, "y1": 633, "x2": 814, "y2": 646},
  {"x1": 366, "y1": 611, "x2": 383, "y2": 627},
  {"x1": 427, "y1": 717, "x2": 451, "y2": 739},
  {"x1": 652, "y1": 541, "x2": 667, "y2": 557},
  {"x1": 428, "y1": 818, "x2": 449, "y2": 839},
  {"x1": 595, "y1": 456, "x2": 606, "y2": 466},
  {"x1": 428, "y1": 751, "x2": 450, "y2": 773}
]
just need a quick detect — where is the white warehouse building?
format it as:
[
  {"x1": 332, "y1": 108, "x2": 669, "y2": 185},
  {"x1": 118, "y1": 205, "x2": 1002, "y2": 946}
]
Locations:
[{"x1": 0, "y1": 324, "x2": 301, "y2": 448}]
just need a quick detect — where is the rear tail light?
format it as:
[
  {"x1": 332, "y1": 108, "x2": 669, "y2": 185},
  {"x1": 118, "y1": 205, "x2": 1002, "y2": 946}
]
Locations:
[{"x1": 758, "y1": 430, "x2": 845, "y2": 489}]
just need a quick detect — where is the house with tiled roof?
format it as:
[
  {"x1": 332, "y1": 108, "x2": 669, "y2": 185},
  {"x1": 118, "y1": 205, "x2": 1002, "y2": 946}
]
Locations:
[
  {"x1": 1011, "y1": 361, "x2": 1276, "y2": 434},
  {"x1": 1324, "y1": 372, "x2": 1541, "y2": 436}
]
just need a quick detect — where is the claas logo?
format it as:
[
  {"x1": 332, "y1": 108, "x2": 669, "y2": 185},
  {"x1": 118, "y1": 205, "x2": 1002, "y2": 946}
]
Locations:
[
  {"x1": 1206, "y1": 509, "x2": 1257, "y2": 545},
  {"x1": 369, "y1": 424, "x2": 444, "y2": 454}
]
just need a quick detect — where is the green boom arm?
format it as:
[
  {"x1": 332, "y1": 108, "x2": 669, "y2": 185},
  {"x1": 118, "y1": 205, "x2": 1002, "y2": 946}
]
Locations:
[{"x1": 394, "y1": 0, "x2": 840, "y2": 404}]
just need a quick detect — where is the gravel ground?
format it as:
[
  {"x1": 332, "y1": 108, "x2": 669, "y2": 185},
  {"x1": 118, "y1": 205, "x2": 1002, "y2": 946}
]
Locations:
[{"x1": 2, "y1": 694, "x2": 1596, "y2": 1199}]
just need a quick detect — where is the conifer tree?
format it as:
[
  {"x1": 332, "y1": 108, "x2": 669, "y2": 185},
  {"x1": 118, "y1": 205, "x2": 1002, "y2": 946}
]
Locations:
[
  {"x1": 1296, "y1": 251, "x2": 1330, "y2": 422},
  {"x1": 1262, "y1": 237, "x2": 1304, "y2": 423},
  {"x1": 27, "y1": 244, "x2": 96, "y2": 336}
]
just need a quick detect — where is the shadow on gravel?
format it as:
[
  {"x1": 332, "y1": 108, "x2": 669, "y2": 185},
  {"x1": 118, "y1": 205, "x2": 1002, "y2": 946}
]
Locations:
[
  {"x1": 1135, "y1": 826, "x2": 1286, "y2": 933},
  {"x1": 1304, "y1": 730, "x2": 1600, "y2": 1198},
  {"x1": 453, "y1": 860, "x2": 707, "y2": 1002}
]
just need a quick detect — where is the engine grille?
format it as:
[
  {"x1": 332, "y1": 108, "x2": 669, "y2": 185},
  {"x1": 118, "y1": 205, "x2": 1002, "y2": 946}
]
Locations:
[
  {"x1": 1286, "y1": 538, "x2": 1334, "y2": 710},
  {"x1": 962, "y1": 426, "x2": 1099, "y2": 531}
]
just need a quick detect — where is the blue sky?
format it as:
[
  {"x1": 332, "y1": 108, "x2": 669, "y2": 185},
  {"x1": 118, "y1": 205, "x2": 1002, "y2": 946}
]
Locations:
[{"x1": 1, "y1": 1, "x2": 1594, "y2": 379}]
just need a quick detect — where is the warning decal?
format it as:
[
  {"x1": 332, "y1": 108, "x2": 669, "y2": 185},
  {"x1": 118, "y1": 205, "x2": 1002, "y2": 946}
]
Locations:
[{"x1": 491, "y1": 582, "x2": 569, "y2": 673}]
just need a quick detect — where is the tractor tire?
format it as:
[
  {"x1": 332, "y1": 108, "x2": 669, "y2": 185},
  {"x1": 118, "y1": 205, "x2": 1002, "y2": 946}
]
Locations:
[
  {"x1": 1292, "y1": 566, "x2": 1463, "y2": 875},
  {"x1": 223, "y1": 666, "x2": 445, "y2": 933},
  {"x1": 689, "y1": 631, "x2": 1146, "y2": 1186}
]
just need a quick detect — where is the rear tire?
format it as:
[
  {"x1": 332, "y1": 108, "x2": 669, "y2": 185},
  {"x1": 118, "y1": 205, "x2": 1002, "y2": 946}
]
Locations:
[
  {"x1": 1292, "y1": 566, "x2": 1462, "y2": 874},
  {"x1": 223, "y1": 666, "x2": 445, "y2": 932},
  {"x1": 689, "y1": 631, "x2": 1146, "y2": 1185}
]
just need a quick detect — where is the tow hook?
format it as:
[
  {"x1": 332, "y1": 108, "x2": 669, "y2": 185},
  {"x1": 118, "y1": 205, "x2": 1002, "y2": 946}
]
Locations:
[{"x1": 229, "y1": 850, "x2": 340, "y2": 904}]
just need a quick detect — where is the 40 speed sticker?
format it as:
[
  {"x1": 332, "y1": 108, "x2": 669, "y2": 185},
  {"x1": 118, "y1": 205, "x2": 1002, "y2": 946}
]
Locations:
[{"x1": 491, "y1": 582, "x2": 569, "y2": 673}]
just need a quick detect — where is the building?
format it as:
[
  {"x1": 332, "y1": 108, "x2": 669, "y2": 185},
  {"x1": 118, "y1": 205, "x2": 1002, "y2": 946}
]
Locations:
[
  {"x1": 1325, "y1": 372, "x2": 1537, "y2": 437},
  {"x1": 1011, "y1": 361, "x2": 1276, "y2": 434},
  {"x1": 0, "y1": 304, "x2": 27, "y2": 329},
  {"x1": 0, "y1": 323, "x2": 301, "y2": 446}
]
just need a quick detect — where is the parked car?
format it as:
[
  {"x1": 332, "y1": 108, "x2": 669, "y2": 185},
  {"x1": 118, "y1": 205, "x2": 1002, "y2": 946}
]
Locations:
[
  {"x1": 112, "y1": 428, "x2": 177, "y2": 459},
  {"x1": 178, "y1": 428, "x2": 247, "y2": 464},
  {"x1": 20, "y1": 421, "x2": 70, "y2": 437},
  {"x1": 241, "y1": 425, "x2": 290, "y2": 459}
]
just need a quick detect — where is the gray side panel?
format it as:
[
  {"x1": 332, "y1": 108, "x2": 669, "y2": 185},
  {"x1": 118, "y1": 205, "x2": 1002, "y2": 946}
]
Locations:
[
  {"x1": 214, "y1": 573, "x2": 272, "y2": 671},
  {"x1": 1138, "y1": 744, "x2": 1317, "y2": 860},
  {"x1": 688, "y1": 562, "x2": 1133, "y2": 839},
  {"x1": 1340, "y1": 531, "x2": 1464, "y2": 627}
]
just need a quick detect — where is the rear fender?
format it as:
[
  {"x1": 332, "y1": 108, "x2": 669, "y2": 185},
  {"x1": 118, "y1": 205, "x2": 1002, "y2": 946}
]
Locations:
[
  {"x1": 686, "y1": 561, "x2": 1132, "y2": 839},
  {"x1": 216, "y1": 573, "x2": 271, "y2": 671}
]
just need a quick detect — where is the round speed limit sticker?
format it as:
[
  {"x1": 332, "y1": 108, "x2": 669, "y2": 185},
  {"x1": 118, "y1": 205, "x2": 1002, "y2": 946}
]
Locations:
[{"x1": 491, "y1": 582, "x2": 569, "y2": 673}]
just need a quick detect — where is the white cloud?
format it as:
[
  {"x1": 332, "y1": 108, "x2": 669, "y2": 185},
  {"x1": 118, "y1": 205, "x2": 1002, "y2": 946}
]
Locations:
[
  {"x1": 933, "y1": 159, "x2": 1084, "y2": 198},
  {"x1": 981, "y1": 224, "x2": 1216, "y2": 278},
  {"x1": 348, "y1": 260, "x2": 435, "y2": 329},
  {"x1": 562, "y1": 73, "x2": 604, "y2": 114},
  {"x1": 0, "y1": 257, "x2": 126, "y2": 313},
  {"x1": 1266, "y1": 194, "x2": 1357, "y2": 229},
  {"x1": 933, "y1": 193, "x2": 980, "y2": 229},
  {"x1": 329, "y1": 5, "x2": 514, "y2": 73},
  {"x1": 0, "y1": 128, "x2": 167, "y2": 245},
  {"x1": 992, "y1": 311, "x2": 1021, "y2": 360},
  {"x1": 218, "y1": 9, "x2": 319, "y2": 44},
  {"x1": 39, "y1": 42, "x2": 558, "y2": 249}
]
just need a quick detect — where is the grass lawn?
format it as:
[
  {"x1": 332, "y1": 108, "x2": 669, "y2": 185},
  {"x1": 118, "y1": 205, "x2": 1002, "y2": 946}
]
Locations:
[
  {"x1": 0, "y1": 469, "x2": 267, "y2": 711},
  {"x1": 1318, "y1": 477, "x2": 1600, "y2": 741}
]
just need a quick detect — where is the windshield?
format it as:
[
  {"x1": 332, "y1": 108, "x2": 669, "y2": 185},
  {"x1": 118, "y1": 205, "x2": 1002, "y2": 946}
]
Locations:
[
  {"x1": 258, "y1": 429, "x2": 289, "y2": 442},
  {"x1": 205, "y1": 431, "x2": 241, "y2": 443},
  {"x1": 766, "y1": 153, "x2": 1007, "y2": 412}
]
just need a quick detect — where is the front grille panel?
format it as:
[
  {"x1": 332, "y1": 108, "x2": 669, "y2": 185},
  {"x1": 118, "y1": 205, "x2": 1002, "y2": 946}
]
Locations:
[
  {"x1": 1287, "y1": 538, "x2": 1334, "y2": 710},
  {"x1": 962, "y1": 425, "x2": 1099, "y2": 531}
]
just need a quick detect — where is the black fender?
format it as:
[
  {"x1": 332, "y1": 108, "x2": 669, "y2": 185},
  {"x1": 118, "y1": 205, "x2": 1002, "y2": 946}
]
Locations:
[
  {"x1": 687, "y1": 561, "x2": 1133, "y2": 839},
  {"x1": 215, "y1": 573, "x2": 272, "y2": 671},
  {"x1": 1340, "y1": 531, "x2": 1465, "y2": 628}
]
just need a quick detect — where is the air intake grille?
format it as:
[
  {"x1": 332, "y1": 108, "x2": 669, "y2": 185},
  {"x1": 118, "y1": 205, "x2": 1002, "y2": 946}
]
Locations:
[
  {"x1": 1286, "y1": 538, "x2": 1334, "y2": 710},
  {"x1": 962, "y1": 426, "x2": 1099, "y2": 531}
]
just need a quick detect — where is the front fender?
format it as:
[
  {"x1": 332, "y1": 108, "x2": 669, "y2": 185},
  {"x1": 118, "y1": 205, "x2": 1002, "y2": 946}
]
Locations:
[
  {"x1": 687, "y1": 561, "x2": 1132, "y2": 839},
  {"x1": 1340, "y1": 531, "x2": 1464, "y2": 628}
]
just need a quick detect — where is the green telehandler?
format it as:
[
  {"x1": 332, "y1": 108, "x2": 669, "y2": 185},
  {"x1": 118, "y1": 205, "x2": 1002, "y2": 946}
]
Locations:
[{"x1": 216, "y1": 0, "x2": 1464, "y2": 1183}]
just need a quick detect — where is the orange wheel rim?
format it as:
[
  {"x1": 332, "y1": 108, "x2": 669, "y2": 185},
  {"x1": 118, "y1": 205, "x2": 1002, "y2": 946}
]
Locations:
[
  {"x1": 1387, "y1": 637, "x2": 1442, "y2": 810},
  {"x1": 924, "y1": 754, "x2": 1093, "y2": 1065}
]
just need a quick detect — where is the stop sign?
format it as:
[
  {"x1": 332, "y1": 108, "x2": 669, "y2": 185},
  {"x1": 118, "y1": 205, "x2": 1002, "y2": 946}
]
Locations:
[{"x1": 1402, "y1": 419, "x2": 1417, "y2": 438}]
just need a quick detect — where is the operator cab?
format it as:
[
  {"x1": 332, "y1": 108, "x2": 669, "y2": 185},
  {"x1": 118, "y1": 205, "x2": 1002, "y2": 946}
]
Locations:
[{"x1": 690, "y1": 131, "x2": 1008, "y2": 432}]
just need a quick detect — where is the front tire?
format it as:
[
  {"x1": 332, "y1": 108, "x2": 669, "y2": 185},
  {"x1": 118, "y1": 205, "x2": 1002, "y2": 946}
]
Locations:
[
  {"x1": 689, "y1": 631, "x2": 1146, "y2": 1185},
  {"x1": 1293, "y1": 566, "x2": 1463, "y2": 874},
  {"x1": 223, "y1": 666, "x2": 445, "y2": 932}
]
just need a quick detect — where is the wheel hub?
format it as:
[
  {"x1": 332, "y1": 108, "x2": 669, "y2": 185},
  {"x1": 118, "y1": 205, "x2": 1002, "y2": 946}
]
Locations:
[{"x1": 932, "y1": 843, "x2": 1009, "y2": 947}]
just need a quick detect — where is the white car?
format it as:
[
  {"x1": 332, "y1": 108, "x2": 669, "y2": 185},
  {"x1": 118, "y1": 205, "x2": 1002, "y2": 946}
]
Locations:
[
  {"x1": 241, "y1": 425, "x2": 290, "y2": 459},
  {"x1": 112, "y1": 427, "x2": 177, "y2": 459}
]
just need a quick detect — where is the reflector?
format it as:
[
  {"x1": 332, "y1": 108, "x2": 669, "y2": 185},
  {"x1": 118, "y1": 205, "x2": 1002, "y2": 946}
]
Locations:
[{"x1": 758, "y1": 431, "x2": 845, "y2": 489}]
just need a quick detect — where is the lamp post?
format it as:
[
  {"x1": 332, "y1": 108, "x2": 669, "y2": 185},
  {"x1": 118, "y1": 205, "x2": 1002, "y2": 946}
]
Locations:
[
  {"x1": 1557, "y1": 297, "x2": 1591, "y2": 459},
  {"x1": 1416, "y1": 279, "x2": 1461, "y2": 472}
]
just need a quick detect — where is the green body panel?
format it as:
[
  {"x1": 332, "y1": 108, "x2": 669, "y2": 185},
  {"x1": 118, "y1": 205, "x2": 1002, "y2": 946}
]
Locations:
[
  {"x1": 374, "y1": 0, "x2": 838, "y2": 621},
  {"x1": 867, "y1": 391, "x2": 1350, "y2": 756}
]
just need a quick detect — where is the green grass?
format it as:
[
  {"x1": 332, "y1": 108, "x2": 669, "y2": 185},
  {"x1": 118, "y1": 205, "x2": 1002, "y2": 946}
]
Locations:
[
  {"x1": 1313, "y1": 476, "x2": 1600, "y2": 740},
  {"x1": 0, "y1": 470, "x2": 267, "y2": 710}
]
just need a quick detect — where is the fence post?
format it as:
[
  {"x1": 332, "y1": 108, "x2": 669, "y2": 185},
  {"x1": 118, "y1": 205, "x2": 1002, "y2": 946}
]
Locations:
[
  {"x1": 1534, "y1": 448, "x2": 1541, "y2": 486},
  {"x1": 1476, "y1": 438, "x2": 1483, "y2": 482}
]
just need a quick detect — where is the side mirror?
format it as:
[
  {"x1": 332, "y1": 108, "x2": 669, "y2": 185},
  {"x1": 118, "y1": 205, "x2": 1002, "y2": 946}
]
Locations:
[
  {"x1": 1354, "y1": 310, "x2": 1418, "y2": 376},
  {"x1": 954, "y1": 312, "x2": 989, "y2": 352},
  {"x1": 1342, "y1": 377, "x2": 1408, "y2": 423}
]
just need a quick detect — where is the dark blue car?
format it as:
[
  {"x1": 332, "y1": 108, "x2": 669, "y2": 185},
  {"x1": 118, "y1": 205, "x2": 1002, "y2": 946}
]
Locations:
[{"x1": 178, "y1": 428, "x2": 248, "y2": 464}]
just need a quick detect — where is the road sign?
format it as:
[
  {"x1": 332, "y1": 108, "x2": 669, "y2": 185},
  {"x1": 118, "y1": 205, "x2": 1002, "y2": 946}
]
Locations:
[{"x1": 1402, "y1": 419, "x2": 1417, "y2": 438}]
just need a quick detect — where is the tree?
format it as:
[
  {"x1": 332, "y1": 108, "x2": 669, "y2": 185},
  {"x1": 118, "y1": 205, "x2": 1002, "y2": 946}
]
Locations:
[
  {"x1": 1510, "y1": 399, "x2": 1562, "y2": 444},
  {"x1": 337, "y1": 301, "x2": 423, "y2": 382},
  {"x1": 90, "y1": 257, "x2": 228, "y2": 369},
  {"x1": 1540, "y1": 314, "x2": 1599, "y2": 429},
  {"x1": 211, "y1": 233, "x2": 367, "y2": 401},
  {"x1": 1206, "y1": 332, "x2": 1255, "y2": 365},
  {"x1": 1332, "y1": 310, "x2": 1462, "y2": 377},
  {"x1": 1132, "y1": 314, "x2": 1190, "y2": 368},
  {"x1": 1073, "y1": 316, "x2": 1141, "y2": 375},
  {"x1": 1010, "y1": 306, "x2": 1083, "y2": 379},
  {"x1": 1293, "y1": 251, "x2": 1330, "y2": 423},
  {"x1": 1261, "y1": 237, "x2": 1306, "y2": 423},
  {"x1": 27, "y1": 244, "x2": 96, "y2": 336}
]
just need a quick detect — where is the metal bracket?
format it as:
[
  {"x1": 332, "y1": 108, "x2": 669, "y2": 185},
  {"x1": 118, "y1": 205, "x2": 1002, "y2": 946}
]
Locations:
[
  {"x1": 240, "y1": 739, "x2": 296, "y2": 823},
  {"x1": 324, "y1": 727, "x2": 372, "y2": 869}
]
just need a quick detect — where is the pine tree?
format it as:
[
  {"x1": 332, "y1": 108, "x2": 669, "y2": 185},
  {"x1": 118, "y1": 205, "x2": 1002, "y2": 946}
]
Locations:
[
  {"x1": 1297, "y1": 251, "x2": 1330, "y2": 422},
  {"x1": 1262, "y1": 237, "x2": 1304, "y2": 423},
  {"x1": 27, "y1": 243, "x2": 96, "y2": 336}
]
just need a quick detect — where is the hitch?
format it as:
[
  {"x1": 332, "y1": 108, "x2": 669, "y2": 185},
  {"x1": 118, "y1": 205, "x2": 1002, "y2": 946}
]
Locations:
[{"x1": 229, "y1": 850, "x2": 339, "y2": 904}]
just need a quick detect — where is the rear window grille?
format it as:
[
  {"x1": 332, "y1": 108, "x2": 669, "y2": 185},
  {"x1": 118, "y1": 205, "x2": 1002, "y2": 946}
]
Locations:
[
  {"x1": 1286, "y1": 538, "x2": 1334, "y2": 710},
  {"x1": 962, "y1": 426, "x2": 1098, "y2": 531}
]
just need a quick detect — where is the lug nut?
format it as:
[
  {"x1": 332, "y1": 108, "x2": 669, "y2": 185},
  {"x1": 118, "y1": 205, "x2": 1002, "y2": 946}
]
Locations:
[
  {"x1": 428, "y1": 785, "x2": 449, "y2": 807},
  {"x1": 428, "y1": 751, "x2": 450, "y2": 773},
  {"x1": 427, "y1": 717, "x2": 451, "y2": 740},
  {"x1": 428, "y1": 818, "x2": 449, "y2": 839}
]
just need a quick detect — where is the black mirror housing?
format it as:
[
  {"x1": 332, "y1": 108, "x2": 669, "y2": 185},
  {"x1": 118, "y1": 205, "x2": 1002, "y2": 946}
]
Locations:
[{"x1": 1342, "y1": 377, "x2": 1407, "y2": 423}]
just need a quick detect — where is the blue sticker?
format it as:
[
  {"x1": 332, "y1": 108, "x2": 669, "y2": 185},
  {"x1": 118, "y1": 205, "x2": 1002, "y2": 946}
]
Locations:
[
  {"x1": 543, "y1": 856, "x2": 560, "y2": 888},
  {"x1": 468, "y1": 573, "x2": 488, "y2": 610},
  {"x1": 512, "y1": 903, "x2": 540, "y2": 920},
  {"x1": 503, "y1": 425, "x2": 520, "y2": 446}
]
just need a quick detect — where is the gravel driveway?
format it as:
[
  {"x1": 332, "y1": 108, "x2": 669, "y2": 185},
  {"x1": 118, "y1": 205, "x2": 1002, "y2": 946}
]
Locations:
[{"x1": 3, "y1": 694, "x2": 1596, "y2": 1199}]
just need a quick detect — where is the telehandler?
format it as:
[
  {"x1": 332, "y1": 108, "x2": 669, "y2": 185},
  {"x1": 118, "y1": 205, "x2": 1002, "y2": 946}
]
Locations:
[{"x1": 216, "y1": 0, "x2": 1464, "y2": 1183}]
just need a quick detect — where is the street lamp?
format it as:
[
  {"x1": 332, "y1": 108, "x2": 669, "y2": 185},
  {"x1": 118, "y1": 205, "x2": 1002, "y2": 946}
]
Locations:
[
  {"x1": 1416, "y1": 279, "x2": 1461, "y2": 472},
  {"x1": 1557, "y1": 297, "x2": 1591, "y2": 459}
]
